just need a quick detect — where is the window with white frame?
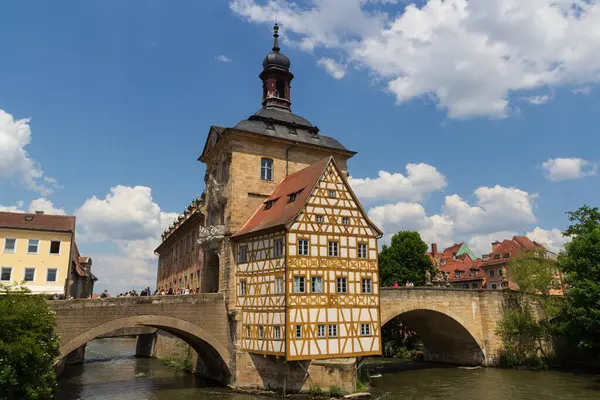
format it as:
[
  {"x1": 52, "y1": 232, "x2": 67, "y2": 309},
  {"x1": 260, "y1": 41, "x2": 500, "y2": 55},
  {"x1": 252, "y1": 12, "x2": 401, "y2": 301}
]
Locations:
[
  {"x1": 275, "y1": 277, "x2": 284, "y2": 294},
  {"x1": 342, "y1": 217, "x2": 349, "y2": 225},
  {"x1": 328, "y1": 241, "x2": 338, "y2": 257},
  {"x1": 328, "y1": 324, "x2": 338, "y2": 337},
  {"x1": 295, "y1": 325, "x2": 302, "y2": 338},
  {"x1": 317, "y1": 324, "x2": 326, "y2": 338},
  {"x1": 274, "y1": 326, "x2": 281, "y2": 340},
  {"x1": 23, "y1": 268, "x2": 35, "y2": 282},
  {"x1": 361, "y1": 278, "x2": 372, "y2": 294},
  {"x1": 311, "y1": 276, "x2": 323, "y2": 293},
  {"x1": 336, "y1": 277, "x2": 348, "y2": 293},
  {"x1": 294, "y1": 276, "x2": 306, "y2": 293},
  {"x1": 261, "y1": 158, "x2": 273, "y2": 181},
  {"x1": 49, "y1": 240, "x2": 61, "y2": 255},
  {"x1": 1, "y1": 267, "x2": 12, "y2": 282},
  {"x1": 258, "y1": 326, "x2": 264, "y2": 340},
  {"x1": 316, "y1": 215, "x2": 323, "y2": 223},
  {"x1": 27, "y1": 239, "x2": 39, "y2": 254},
  {"x1": 360, "y1": 324, "x2": 371, "y2": 336},
  {"x1": 238, "y1": 246, "x2": 248, "y2": 263},
  {"x1": 246, "y1": 326, "x2": 251, "y2": 338},
  {"x1": 358, "y1": 243, "x2": 368, "y2": 259},
  {"x1": 274, "y1": 239, "x2": 283, "y2": 257},
  {"x1": 239, "y1": 280, "x2": 247, "y2": 296},
  {"x1": 46, "y1": 268, "x2": 58, "y2": 283},
  {"x1": 3, "y1": 238, "x2": 16, "y2": 253},
  {"x1": 298, "y1": 239, "x2": 309, "y2": 256},
  {"x1": 329, "y1": 190, "x2": 336, "y2": 198}
]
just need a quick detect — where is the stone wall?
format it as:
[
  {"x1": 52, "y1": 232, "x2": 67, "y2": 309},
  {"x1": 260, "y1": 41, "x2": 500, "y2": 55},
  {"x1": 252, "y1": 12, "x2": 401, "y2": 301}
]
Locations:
[
  {"x1": 234, "y1": 351, "x2": 356, "y2": 393},
  {"x1": 50, "y1": 294, "x2": 233, "y2": 377}
]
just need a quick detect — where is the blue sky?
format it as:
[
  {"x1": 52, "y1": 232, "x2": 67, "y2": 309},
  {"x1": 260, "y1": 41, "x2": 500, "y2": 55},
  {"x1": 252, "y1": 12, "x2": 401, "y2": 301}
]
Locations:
[{"x1": 1, "y1": 0, "x2": 599, "y2": 294}]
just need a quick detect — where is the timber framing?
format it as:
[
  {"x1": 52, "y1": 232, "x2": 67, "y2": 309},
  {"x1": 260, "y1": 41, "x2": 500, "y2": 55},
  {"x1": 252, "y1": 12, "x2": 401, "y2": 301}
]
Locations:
[{"x1": 232, "y1": 157, "x2": 382, "y2": 361}]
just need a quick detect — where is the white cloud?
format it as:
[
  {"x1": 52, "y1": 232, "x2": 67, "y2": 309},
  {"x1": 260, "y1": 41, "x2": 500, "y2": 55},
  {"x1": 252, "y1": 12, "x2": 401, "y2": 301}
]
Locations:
[
  {"x1": 216, "y1": 54, "x2": 232, "y2": 63},
  {"x1": 27, "y1": 198, "x2": 66, "y2": 215},
  {"x1": 231, "y1": 0, "x2": 600, "y2": 118},
  {"x1": 0, "y1": 198, "x2": 65, "y2": 215},
  {"x1": 366, "y1": 183, "x2": 539, "y2": 254},
  {"x1": 349, "y1": 163, "x2": 446, "y2": 203},
  {"x1": 74, "y1": 185, "x2": 178, "y2": 294},
  {"x1": 0, "y1": 109, "x2": 57, "y2": 194},
  {"x1": 541, "y1": 157, "x2": 598, "y2": 181},
  {"x1": 526, "y1": 226, "x2": 570, "y2": 253},
  {"x1": 368, "y1": 202, "x2": 455, "y2": 248},
  {"x1": 317, "y1": 57, "x2": 346, "y2": 79},
  {"x1": 88, "y1": 253, "x2": 158, "y2": 296},
  {"x1": 523, "y1": 94, "x2": 551, "y2": 105},
  {"x1": 75, "y1": 185, "x2": 177, "y2": 243},
  {"x1": 443, "y1": 185, "x2": 537, "y2": 235},
  {"x1": 467, "y1": 230, "x2": 518, "y2": 257}
]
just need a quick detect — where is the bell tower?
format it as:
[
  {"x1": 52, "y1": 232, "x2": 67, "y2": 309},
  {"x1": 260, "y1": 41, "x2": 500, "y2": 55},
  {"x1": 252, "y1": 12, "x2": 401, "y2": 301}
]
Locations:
[{"x1": 260, "y1": 23, "x2": 294, "y2": 111}]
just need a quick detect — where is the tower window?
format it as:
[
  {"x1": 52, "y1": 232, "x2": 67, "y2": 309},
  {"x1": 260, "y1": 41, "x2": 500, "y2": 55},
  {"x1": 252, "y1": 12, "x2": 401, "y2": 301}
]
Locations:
[
  {"x1": 261, "y1": 158, "x2": 273, "y2": 181},
  {"x1": 276, "y1": 80, "x2": 286, "y2": 98}
]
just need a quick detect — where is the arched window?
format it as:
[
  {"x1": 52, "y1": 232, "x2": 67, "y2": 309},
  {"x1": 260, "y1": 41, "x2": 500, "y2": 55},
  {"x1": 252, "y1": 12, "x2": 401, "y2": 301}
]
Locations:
[
  {"x1": 261, "y1": 158, "x2": 273, "y2": 181},
  {"x1": 276, "y1": 80, "x2": 286, "y2": 99}
]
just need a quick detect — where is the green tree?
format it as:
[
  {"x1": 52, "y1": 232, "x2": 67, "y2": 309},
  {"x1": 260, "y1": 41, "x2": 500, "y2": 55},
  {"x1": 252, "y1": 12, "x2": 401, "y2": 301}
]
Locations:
[
  {"x1": 559, "y1": 205, "x2": 600, "y2": 359},
  {"x1": 378, "y1": 231, "x2": 434, "y2": 287},
  {"x1": 0, "y1": 285, "x2": 60, "y2": 400},
  {"x1": 496, "y1": 251, "x2": 562, "y2": 366}
]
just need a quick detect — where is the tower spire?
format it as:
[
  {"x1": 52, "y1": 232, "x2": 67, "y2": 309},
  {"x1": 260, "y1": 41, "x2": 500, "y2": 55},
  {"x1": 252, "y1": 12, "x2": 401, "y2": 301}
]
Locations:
[
  {"x1": 272, "y1": 23, "x2": 280, "y2": 52},
  {"x1": 260, "y1": 23, "x2": 294, "y2": 111}
]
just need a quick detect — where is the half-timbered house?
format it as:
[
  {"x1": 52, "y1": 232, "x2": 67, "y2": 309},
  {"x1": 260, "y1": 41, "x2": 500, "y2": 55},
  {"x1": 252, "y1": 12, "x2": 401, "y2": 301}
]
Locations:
[{"x1": 232, "y1": 157, "x2": 382, "y2": 360}]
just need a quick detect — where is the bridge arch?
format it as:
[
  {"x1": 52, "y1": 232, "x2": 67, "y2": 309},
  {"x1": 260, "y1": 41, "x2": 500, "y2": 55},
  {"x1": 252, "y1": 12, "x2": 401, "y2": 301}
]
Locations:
[
  {"x1": 382, "y1": 303, "x2": 485, "y2": 365},
  {"x1": 59, "y1": 315, "x2": 232, "y2": 383}
]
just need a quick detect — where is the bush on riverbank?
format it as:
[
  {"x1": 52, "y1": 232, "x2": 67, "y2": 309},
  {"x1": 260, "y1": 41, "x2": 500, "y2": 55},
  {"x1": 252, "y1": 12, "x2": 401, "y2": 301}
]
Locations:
[{"x1": 0, "y1": 285, "x2": 60, "y2": 400}]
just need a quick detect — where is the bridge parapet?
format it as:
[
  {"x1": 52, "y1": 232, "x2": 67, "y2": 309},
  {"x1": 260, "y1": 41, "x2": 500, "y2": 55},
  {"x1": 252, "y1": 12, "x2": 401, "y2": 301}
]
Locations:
[{"x1": 50, "y1": 293, "x2": 233, "y2": 382}]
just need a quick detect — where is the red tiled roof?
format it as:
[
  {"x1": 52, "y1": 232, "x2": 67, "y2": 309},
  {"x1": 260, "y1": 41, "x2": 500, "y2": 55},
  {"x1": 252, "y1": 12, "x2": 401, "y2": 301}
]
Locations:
[
  {"x1": 0, "y1": 211, "x2": 75, "y2": 233},
  {"x1": 233, "y1": 157, "x2": 382, "y2": 238},
  {"x1": 442, "y1": 243, "x2": 463, "y2": 256},
  {"x1": 233, "y1": 158, "x2": 330, "y2": 238}
]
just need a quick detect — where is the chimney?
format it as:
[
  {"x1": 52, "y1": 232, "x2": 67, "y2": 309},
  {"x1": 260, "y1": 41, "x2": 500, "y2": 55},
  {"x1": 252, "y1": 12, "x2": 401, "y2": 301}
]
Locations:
[
  {"x1": 431, "y1": 243, "x2": 438, "y2": 256},
  {"x1": 492, "y1": 241, "x2": 500, "y2": 252},
  {"x1": 35, "y1": 211, "x2": 44, "y2": 215}
]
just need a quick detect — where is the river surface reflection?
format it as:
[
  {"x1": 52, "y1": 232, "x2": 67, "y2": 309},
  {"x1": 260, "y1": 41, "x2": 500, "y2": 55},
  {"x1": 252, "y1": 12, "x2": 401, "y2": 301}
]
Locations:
[{"x1": 56, "y1": 339, "x2": 600, "y2": 400}]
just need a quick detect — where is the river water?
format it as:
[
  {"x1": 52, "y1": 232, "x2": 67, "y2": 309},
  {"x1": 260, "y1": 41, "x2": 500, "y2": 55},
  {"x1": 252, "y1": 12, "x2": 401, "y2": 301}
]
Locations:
[{"x1": 56, "y1": 338, "x2": 600, "y2": 400}]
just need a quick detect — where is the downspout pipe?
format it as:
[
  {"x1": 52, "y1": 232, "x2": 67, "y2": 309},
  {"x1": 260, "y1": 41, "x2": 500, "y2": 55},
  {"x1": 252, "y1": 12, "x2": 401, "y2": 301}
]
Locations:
[{"x1": 285, "y1": 143, "x2": 298, "y2": 176}]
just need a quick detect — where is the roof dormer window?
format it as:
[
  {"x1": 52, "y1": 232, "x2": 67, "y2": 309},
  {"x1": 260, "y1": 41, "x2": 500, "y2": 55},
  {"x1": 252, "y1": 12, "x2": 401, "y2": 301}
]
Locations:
[
  {"x1": 503, "y1": 253, "x2": 510, "y2": 258},
  {"x1": 264, "y1": 199, "x2": 277, "y2": 210},
  {"x1": 288, "y1": 189, "x2": 303, "y2": 203}
]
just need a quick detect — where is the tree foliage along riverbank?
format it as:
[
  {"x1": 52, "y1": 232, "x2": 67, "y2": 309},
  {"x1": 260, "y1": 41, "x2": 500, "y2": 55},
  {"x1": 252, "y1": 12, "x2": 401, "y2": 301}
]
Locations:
[
  {"x1": 378, "y1": 231, "x2": 435, "y2": 287},
  {"x1": 0, "y1": 285, "x2": 60, "y2": 400},
  {"x1": 497, "y1": 205, "x2": 600, "y2": 369}
]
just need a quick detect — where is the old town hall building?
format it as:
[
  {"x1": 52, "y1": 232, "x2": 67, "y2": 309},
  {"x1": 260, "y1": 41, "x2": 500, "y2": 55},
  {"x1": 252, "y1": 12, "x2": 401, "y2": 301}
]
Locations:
[{"x1": 155, "y1": 25, "x2": 382, "y2": 363}]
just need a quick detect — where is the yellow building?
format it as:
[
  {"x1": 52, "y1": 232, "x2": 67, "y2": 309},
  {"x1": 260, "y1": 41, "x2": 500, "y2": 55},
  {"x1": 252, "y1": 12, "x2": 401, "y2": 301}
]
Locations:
[{"x1": 0, "y1": 211, "x2": 95, "y2": 296}]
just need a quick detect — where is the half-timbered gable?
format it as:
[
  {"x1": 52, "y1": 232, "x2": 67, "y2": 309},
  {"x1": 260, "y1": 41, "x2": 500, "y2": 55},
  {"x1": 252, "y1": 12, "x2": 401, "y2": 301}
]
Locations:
[
  {"x1": 236, "y1": 230, "x2": 286, "y2": 355},
  {"x1": 286, "y1": 158, "x2": 381, "y2": 360},
  {"x1": 233, "y1": 156, "x2": 382, "y2": 361}
]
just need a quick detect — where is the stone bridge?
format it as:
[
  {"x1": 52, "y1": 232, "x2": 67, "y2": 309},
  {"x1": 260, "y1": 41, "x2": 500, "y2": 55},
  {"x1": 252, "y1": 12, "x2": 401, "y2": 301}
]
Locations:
[
  {"x1": 380, "y1": 287, "x2": 522, "y2": 366},
  {"x1": 50, "y1": 294, "x2": 233, "y2": 383},
  {"x1": 50, "y1": 288, "x2": 527, "y2": 388}
]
